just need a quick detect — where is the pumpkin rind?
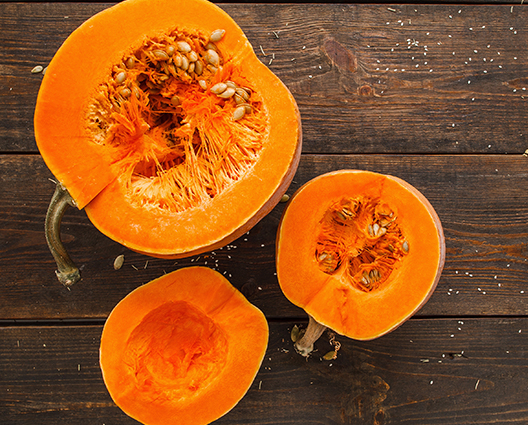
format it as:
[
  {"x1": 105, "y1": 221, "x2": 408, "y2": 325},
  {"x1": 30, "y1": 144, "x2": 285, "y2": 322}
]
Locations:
[
  {"x1": 100, "y1": 266, "x2": 269, "y2": 425},
  {"x1": 276, "y1": 170, "x2": 445, "y2": 341},
  {"x1": 34, "y1": 0, "x2": 301, "y2": 258}
]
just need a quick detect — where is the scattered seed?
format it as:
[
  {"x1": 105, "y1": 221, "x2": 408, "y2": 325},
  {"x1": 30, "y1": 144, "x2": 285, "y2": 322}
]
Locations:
[
  {"x1": 113, "y1": 254, "x2": 125, "y2": 270},
  {"x1": 31, "y1": 65, "x2": 44, "y2": 74},
  {"x1": 323, "y1": 350, "x2": 337, "y2": 360},
  {"x1": 280, "y1": 194, "x2": 290, "y2": 203},
  {"x1": 291, "y1": 325, "x2": 300, "y2": 342}
]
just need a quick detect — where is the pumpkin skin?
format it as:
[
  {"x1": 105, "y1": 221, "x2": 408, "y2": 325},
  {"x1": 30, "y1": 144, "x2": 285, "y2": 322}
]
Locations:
[
  {"x1": 34, "y1": 0, "x2": 301, "y2": 258},
  {"x1": 276, "y1": 170, "x2": 445, "y2": 341},
  {"x1": 100, "y1": 266, "x2": 269, "y2": 425}
]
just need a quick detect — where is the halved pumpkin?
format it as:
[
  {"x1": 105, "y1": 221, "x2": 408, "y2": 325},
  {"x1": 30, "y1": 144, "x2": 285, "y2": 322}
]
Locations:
[
  {"x1": 34, "y1": 0, "x2": 301, "y2": 283},
  {"x1": 276, "y1": 170, "x2": 445, "y2": 353},
  {"x1": 100, "y1": 266, "x2": 269, "y2": 425}
]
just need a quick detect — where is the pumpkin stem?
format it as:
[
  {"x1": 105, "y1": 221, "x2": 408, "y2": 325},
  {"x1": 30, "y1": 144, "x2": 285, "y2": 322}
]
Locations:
[
  {"x1": 45, "y1": 183, "x2": 81, "y2": 287},
  {"x1": 294, "y1": 315, "x2": 327, "y2": 357}
]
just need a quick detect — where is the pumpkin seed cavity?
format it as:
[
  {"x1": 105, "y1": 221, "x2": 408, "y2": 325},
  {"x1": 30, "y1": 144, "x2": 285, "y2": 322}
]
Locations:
[
  {"x1": 86, "y1": 27, "x2": 267, "y2": 213},
  {"x1": 315, "y1": 197, "x2": 408, "y2": 292}
]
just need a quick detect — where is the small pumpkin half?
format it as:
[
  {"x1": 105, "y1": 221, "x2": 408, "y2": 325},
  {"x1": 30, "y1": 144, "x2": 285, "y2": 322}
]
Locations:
[
  {"x1": 100, "y1": 266, "x2": 268, "y2": 425},
  {"x1": 276, "y1": 170, "x2": 445, "y2": 355},
  {"x1": 34, "y1": 0, "x2": 301, "y2": 285}
]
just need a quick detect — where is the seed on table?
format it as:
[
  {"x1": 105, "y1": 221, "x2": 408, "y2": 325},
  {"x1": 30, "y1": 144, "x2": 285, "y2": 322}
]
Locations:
[
  {"x1": 218, "y1": 87, "x2": 235, "y2": 98},
  {"x1": 210, "y1": 82, "x2": 227, "y2": 94},
  {"x1": 31, "y1": 65, "x2": 44, "y2": 74},
  {"x1": 115, "y1": 71, "x2": 127, "y2": 84},
  {"x1": 206, "y1": 49, "x2": 220, "y2": 67},
  {"x1": 280, "y1": 194, "x2": 290, "y2": 203},
  {"x1": 113, "y1": 254, "x2": 125, "y2": 270},
  {"x1": 233, "y1": 105, "x2": 246, "y2": 120},
  {"x1": 210, "y1": 29, "x2": 226, "y2": 43},
  {"x1": 176, "y1": 40, "x2": 192, "y2": 53}
]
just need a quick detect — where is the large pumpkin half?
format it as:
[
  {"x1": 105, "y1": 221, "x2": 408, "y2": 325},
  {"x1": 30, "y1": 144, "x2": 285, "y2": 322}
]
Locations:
[
  {"x1": 276, "y1": 170, "x2": 445, "y2": 342},
  {"x1": 100, "y1": 266, "x2": 268, "y2": 425},
  {"x1": 34, "y1": 0, "x2": 301, "y2": 258}
]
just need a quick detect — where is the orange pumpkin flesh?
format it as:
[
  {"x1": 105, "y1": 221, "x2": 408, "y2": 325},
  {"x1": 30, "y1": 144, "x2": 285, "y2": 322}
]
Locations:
[
  {"x1": 34, "y1": 0, "x2": 301, "y2": 259},
  {"x1": 276, "y1": 170, "x2": 445, "y2": 343},
  {"x1": 100, "y1": 267, "x2": 268, "y2": 425}
]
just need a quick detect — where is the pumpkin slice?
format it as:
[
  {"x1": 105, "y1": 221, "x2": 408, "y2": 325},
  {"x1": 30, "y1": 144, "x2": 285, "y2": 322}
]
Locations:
[
  {"x1": 100, "y1": 266, "x2": 269, "y2": 425},
  {"x1": 276, "y1": 170, "x2": 445, "y2": 354},
  {"x1": 34, "y1": 0, "x2": 301, "y2": 284}
]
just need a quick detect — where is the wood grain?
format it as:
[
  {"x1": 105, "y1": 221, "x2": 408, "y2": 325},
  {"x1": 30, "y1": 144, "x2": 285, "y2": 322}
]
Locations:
[
  {"x1": 1, "y1": 154, "x2": 527, "y2": 320},
  {"x1": 1, "y1": 319, "x2": 528, "y2": 424},
  {"x1": 1, "y1": 3, "x2": 527, "y2": 154}
]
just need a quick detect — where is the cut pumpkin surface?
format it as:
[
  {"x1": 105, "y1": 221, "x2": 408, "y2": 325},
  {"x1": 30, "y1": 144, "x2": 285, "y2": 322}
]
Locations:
[
  {"x1": 100, "y1": 267, "x2": 269, "y2": 425},
  {"x1": 34, "y1": 0, "x2": 301, "y2": 258},
  {"x1": 276, "y1": 170, "x2": 445, "y2": 341}
]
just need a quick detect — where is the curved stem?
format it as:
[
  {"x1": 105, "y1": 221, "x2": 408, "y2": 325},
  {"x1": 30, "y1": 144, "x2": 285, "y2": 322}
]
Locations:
[
  {"x1": 294, "y1": 315, "x2": 327, "y2": 357},
  {"x1": 45, "y1": 183, "x2": 80, "y2": 287}
]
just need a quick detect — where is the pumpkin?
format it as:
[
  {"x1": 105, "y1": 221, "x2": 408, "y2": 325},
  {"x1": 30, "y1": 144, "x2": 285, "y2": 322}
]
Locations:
[
  {"x1": 100, "y1": 266, "x2": 269, "y2": 425},
  {"x1": 34, "y1": 0, "x2": 301, "y2": 285},
  {"x1": 276, "y1": 170, "x2": 445, "y2": 355}
]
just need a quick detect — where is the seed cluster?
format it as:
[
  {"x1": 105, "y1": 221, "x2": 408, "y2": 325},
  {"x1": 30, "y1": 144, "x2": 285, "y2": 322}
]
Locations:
[
  {"x1": 315, "y1": 197, "x2": 409, "y2": 292},
  {"x1": 86, "y1": 27, "x2": 266, "y2": 213}
]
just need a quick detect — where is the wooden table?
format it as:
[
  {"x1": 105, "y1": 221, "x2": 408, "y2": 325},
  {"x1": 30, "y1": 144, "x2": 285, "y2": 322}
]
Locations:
[{"x1": 2, "y1": 1, "x2": 528, "y2": 423}]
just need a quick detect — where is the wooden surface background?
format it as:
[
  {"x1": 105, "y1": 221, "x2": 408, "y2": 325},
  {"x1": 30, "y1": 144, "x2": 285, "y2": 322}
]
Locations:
[{"x1": 1, "y1": 1, "x2": 528, "y2": 424}]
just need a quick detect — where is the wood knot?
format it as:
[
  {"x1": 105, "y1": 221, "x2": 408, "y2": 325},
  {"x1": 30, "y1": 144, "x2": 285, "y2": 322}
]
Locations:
[
  {"x1": 358, "y1": 85, "x2": 374, "y2": 96},
  {"x1": 323, "y1": 38, "x2": 357, "y2": 73}
]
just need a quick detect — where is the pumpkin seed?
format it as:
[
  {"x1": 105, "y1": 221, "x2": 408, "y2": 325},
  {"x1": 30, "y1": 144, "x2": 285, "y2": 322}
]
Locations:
[
  {"x1": 280, "y1": 194, "x2": 290, "y2": 203},
  {"x1": 171, "y1": 95, "x2": 181, "y2": 106},
  {"x1": 402, "y1": 240, "x2": 409, "y2": 253},
  {"x1": 368, "y1": 224, "x2": 374, "y2": 237},
  {"x1": 132, "y1": 86, "x2": 141, "y2": 99},
  {"x1": 225, "y1": 80, "x2": 237, "y2": 90},
  {"x1": 188, "y1": 50, "x2": 198, "y2": 62},
  {"x1": 323, "y1": 350, "x2": 337, "y2": 361},
  {"x1": 206, "y1": 49, "x2": 220, "y2": 67},
  {"x1": 194, "y1": 60, "x2": 204, "y2": 75},
  {"x1": 115, "y1": 71, "x2": 127, "y2": 84},
  {"x1": 210, "y1": 82, "x2": 227, "y2": 94},
  {"x1": 153, "y1": 49, "x2": 169, "y2": 60},
  {"x1": 234, "y1": 94, "x2": 245, "y2": 104},
  {"x1": 205, "y1": 42, "x2": 217, "y2": 51},
  {"x1": 176, "y1": 40, "x2": 192, "y2": 53},
  {"x1": 235, "y1": 87, "x2": 250, "y2": 101},
  {"x1": 218, "y1": 87, "x2": 235, "y2": 98},
  {"x1": 188, "y1": 62, "x2": 195, "y2": 74},
  {"x1": 31, "y1": 65, "x2": 44, "y2": 74},
  {"x1": 291, "y1": 324, "x2": 300, "y2": 342},
  {"x1": 180, "y1": 55, "x2": 189, "y2": 71},
  {"x1": 120, "y1": 88, "x2": 131, "y2": 98},
  {"x1": 233, "y1": 105, "x2": 246, "y2": 121},
  {"x1": 373, "y1": 223, "x2": 380, "y2": 236},
  {"x1": 167, "y1": 45, "x2": 175, "y2": 57},
  {"x1": 207, "y1": 64, "x2": 218, "y2": 74},
  {"x1": 210, "y1": 29, "x2": 226, "y2": 43},
  {"x1": 174, "y1": 54, "x2": 183, "y2": 68},
  {"x1": 125, "y1": 57, "x2": 137, "y2": 70},
  {"x1": 113, "y1": 254, "x2": 125, "y2": 270},
  {"x1": 198, "y1": 79, "x2": 207, "y2": 90}
]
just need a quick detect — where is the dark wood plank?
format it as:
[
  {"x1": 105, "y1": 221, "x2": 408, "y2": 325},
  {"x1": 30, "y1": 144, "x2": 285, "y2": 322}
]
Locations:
[
  {"x1": 1, "y1": 153, "x2": 528, "y2": 320},
  {"x1": 1, "y1": 3, "x2": 527, "y2": 154},
  {"x1": 2, "y1": 319, "x2": 528, "y2": 424}
]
